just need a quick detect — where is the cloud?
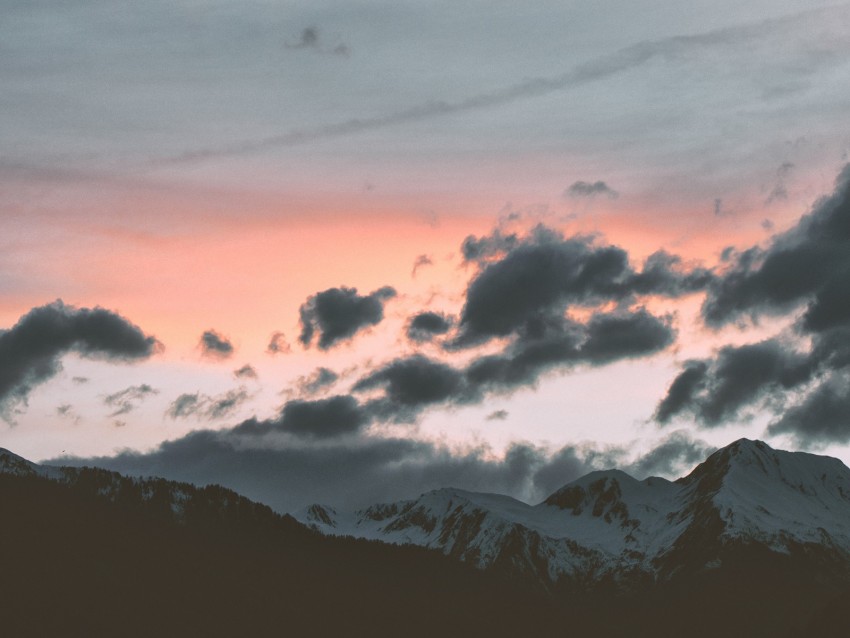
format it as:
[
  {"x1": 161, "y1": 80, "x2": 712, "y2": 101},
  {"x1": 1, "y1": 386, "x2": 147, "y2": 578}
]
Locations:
[
  {"x1": 656, "y1": 165, "x2": 850, "y2": 443},
  {"x1": 702, "y1": 164, "x2": 850, "y2": 328},
  {"x1": 465, "y1": 309, "x2": 675, "y2": 391},
  {"x1": 286, "y1": 26, "x2": 319, "y2": 49},
  {"x1": 564, "y1": 180, "x2": 618, "y2": 199},
  {"x1": 166, "y1": 387, "x2": 251, "y2": 421},
  {"x1": 166, "y1": 393, "x2": 202, "y2": 420},
  {"x1": 765, "y1": 161, "x2": 794, "y2": 206},
  {"x1": 0, "y1": 300, "x2": 160, "y2": 421},
  {"x1": 655, "y1": 339, "x2": 813, "y2": 426},
  {"x1": 486, "y1": 409, "x2": 509, "y2": 421},
  {"x1": 160, "y1": 7, "x2": 829, "y2": 165},
  {"x1": 56, "y1": 403, "x2": 81, "y2": 425},
  {"x1": 277, "y1": 395, "x2": 366, "y2": 439},
  {"x1": 767, "y1": 375, "x2": 850, "y2": 444},
  {"x1": 232, "y1": 395, "x2": 368, "y2": 440},
  {"x1": 266, "y1": 331, "x2": 291, "y2": 355},
  {"x1": 461, "y1": 229, "x2": 519, "y2": 264},
  {"x1": 452, "y1": 226, "x2": 708, "y2": 348},
  {"x1": 354, "y1": 355, "x2": 470, "y2": 423},
  {"x1": 233, "y1": 364, "x2": 258, "y2": 380},
  {"x1": 411, "y1": 254, "x2": 433, "y2": 277},
  {"x1": 199, "y1": 330, "x2": 234, "y2": 359},
  {"x1": 406, "y1": 312, "x2": 453, "y2": 343},
  {"x1": 299, "y1": 286, "x2": 396, "y2": 350},
  {"x1": 713, "y1": 198, "x2": 732, "y2": 217},
  {"x1": 346, "y1": 309, "x2": 673, "y2": 426},
  {"x1": 625, "y1": 431, "x2": 715, "y2": 477},
  {"x1": 294, "y1": 367, "x2": 339, "y2": 397},
  {"x1": 103, "y1": 384, "x2": 159, "y2": 417},
  {"x1": 58, "y1": 427, "x2": 709, "y2": 514},
  {"x1": 285, "y1": 26, "x2": 350, "y2": 57}
]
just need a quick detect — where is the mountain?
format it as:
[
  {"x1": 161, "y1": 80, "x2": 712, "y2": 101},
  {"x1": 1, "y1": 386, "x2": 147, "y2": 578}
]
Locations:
[
  {"x1": 3, "y1": 441, "x2": 850, "y2": 637},
  {"x1": 0, "y1": 448, "x2": 565, "y2": 637},
  {"x1": 296, "y1": 439, "x2": 850, "y2": 587}
]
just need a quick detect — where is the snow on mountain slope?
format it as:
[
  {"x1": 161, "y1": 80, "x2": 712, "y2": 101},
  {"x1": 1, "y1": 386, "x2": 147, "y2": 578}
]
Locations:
[
  {"x1": 296, "y1": 439, "x2": 850, "y2": 583},
  {"x1": 681, "y1": 439, "x2": 850, "y2": 549}
]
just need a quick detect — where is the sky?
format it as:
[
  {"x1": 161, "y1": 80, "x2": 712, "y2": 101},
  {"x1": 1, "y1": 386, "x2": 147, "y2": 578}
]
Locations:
[{"x1": 2, "y1": 0, "x2": 850, "y2": 513}]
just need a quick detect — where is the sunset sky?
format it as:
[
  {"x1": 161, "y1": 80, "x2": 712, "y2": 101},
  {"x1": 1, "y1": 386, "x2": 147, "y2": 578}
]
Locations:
[{"x1": 2, "y1": 0, "x2": 850, "y2": 512}]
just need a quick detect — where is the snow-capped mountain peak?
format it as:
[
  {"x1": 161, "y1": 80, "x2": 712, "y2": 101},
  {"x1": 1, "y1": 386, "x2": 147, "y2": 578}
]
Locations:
[{"x1": 296, "y1": 439, "x2": 850, "y2": 584}]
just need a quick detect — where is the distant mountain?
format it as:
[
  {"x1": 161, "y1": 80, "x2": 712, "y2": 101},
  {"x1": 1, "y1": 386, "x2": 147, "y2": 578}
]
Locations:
[
  {"x1": 0, "y1": 448, "x2": 563, "y2": 637},
  {"x1": 297, "y1": 439, "x2": 850, "y2": 587}
]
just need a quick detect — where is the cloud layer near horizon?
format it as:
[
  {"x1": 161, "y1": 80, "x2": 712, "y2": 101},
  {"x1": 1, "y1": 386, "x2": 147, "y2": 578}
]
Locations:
[{"x1": 53, "y1": 428, "x2": 713, "y2": 513}]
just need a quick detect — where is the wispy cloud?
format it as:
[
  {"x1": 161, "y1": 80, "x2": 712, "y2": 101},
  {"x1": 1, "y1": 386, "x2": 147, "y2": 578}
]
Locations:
[{"x1": 156, "y1": 6, "x2": 844, "y2": 165}]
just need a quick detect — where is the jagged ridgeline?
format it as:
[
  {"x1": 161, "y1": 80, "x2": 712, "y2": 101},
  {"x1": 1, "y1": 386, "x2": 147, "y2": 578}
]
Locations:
[
  {"x1": 2, "y1": 442, "x2": 850, "y2": 637},
  {"x1": 299, "y1": 440, "x2": 850, "y2": 587}
]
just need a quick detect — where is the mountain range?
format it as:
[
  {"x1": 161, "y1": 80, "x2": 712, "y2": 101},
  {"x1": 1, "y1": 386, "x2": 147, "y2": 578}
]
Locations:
[
  {"x1": 2, "y1": 439, "x2": 850, "y2": 636},
  {"x1": 296, "y1": 439, "x2": 850, "y2": 588}
]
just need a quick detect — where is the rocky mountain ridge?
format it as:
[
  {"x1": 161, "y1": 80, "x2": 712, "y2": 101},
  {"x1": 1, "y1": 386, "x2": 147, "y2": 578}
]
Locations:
[{"x1": 296, "y1": 439, "x2": 850, "y2": 585}]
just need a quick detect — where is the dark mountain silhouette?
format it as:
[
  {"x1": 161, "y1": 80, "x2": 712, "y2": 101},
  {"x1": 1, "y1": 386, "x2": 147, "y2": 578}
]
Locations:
[{"x1": 2, "y1": 441, "x2": 850, "y2": 637}]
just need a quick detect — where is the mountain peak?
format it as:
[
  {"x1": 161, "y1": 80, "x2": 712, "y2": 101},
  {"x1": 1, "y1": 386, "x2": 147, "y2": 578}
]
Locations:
[{"x1": 0, "y1": 448, "x2": 40, "y2": 476}]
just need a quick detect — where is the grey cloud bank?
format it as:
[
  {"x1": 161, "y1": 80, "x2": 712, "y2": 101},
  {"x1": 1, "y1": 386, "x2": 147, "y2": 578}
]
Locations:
[{"x1": 54, "y1": 428, "x2": 712, "y2": 514}]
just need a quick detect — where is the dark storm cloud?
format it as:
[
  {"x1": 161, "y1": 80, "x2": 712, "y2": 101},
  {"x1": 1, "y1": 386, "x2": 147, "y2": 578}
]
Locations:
[
  {"x1": 166, "y1": 387, "x2": 251, "y2": 421},
  {"x1": 347, "y1": 309, "x2": 673, "y2": 424},
  {"x1": 564, "y1": 180, "x2": 619, "y2": 199},
  {"x1": 103, "y1": 384, "x2": 159, "y2": 417},
  {"x1": 486, "y1": 409, "x2": 509, "y2": 421},
  {"x1": 233, "y1": 364, "x2": 258, "y2": 380},
  {"x1": 453, "y1": 227, "x2": 703, "y2": 348},
  {"x1": 229, "y1": 394, "x2": 368, "y2": 439},
  {"x1": 654, "y1": 361, "x2": 709, "y2": 424},
  {"x1": 406, "y1": 311, "x2": 453, "y2": 343},
  {"x1": 657, "y1": 165, "x2": 850, "y2": 441},
  {"x1": 295, "y1": 367, "x2": 339, "y2": 396},
  {"x1": 466, "y1": 309, "x2": 674, "y2": 391},
  {"x1": 628, "y1": 251, "x2": 714, "y2": 297},
  {"x1": 354, "y1": 355, "x2": 470, "y2": 423},
  {"x1": 299, "y1": 286, "x2": 396, "y2": 350},
  {"x1": 702, "y1": 164, "x2": 850, "y2": 328},
  {"x1": 579, "y1": 310, "x2": 675, "y2": 365},
  {"x1": 266, "y1": 331, "x2": 291, "y2": 355},
  {"x1": 0, "y1": 301, "x2": 160, "y2": 421},
  {"x1": 767, "y1": 376, "x2": 850, "y2": 444},
  {"x1": 199, "y1": 330, "x2": 234, "y2": 359},
  {"x1": 275, "y1": 395, "x2": 368, "y2": 439},
  {"x1": 655, "y1": 339, "x2": 812, "y2": 426}
]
